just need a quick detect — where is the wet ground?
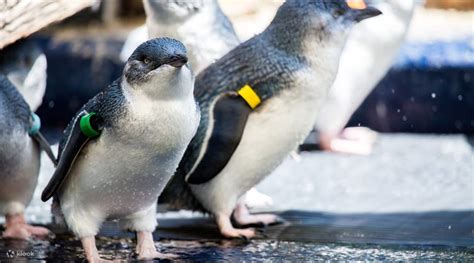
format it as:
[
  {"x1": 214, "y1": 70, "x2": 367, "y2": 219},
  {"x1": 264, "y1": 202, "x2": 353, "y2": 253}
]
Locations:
[
  {"x1": 0, "y1": 134, "x2": 472, "y2": 261},
  {"x1": 1, "y1": 210, "x2": 473, "y2": 261}
]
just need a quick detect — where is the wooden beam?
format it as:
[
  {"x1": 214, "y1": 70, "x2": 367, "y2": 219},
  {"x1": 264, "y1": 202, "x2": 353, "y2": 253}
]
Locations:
[{"x1": 0, "y1": 0, "x2": 96, "y2": 49}]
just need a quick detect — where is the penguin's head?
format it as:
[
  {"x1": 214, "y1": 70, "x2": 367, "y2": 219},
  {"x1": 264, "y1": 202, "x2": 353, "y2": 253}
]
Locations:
[
  {"x1": 0, "y1": 40, "x2": 47, "y2": 111},
  {"x1": 144, "y1": 0, "x2": 213, "y2": 23},
  {"x1": 308, "y1": 0, "x2": 382, "y2": 25},
  {"x1": 273, "y1": 0, "x2": 382, "y2": 36},
  {"x1": 124, "y1": 37, "x2": 193, "y2": 99}
]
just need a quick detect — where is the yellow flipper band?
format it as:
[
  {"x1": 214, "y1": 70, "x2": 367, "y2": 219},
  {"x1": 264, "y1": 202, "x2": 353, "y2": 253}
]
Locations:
[{"x1": 238, "y1": 85, "x2": 261, "y2": 109}]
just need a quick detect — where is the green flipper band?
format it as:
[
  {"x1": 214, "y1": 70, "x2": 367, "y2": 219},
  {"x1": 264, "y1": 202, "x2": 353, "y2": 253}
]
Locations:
[
  {"x1": 29, "y1": 113, "x2": 41, "y2": 135},
  {"x1": 80, "y1": 112, "x2": 101, "y2": 138}
]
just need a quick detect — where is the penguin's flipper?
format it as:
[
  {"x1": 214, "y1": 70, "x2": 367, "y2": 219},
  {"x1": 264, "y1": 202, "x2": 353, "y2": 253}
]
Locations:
[
  {"x1": 187, "y1": 93, "x2": 252, "y2": 184},
  {"x1": 41, "y1": 111, "x2": 100, "y2": 201}
]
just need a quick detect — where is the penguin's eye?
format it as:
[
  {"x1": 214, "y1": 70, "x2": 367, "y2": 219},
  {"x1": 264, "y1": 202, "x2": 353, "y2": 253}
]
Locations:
[
  {"x1": 332, "y1": 9, "x2": 345, "y2": 18},
  {"x1": 143, "y1": 58, "x2": 151, "y2": 64}
]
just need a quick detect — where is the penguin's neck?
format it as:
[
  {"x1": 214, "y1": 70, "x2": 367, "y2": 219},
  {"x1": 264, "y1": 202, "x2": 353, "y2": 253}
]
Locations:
[
  {"x1": 265, "y1": 13, "x2": 348, "y2": 60},
  {"x1": 266, "y1": 17, "x2": 349, "y2": 79}
]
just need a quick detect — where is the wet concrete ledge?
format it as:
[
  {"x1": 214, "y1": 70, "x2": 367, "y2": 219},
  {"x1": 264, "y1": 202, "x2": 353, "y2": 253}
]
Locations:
[{"x1": 1, "y1": 210, "x2": 473, "y2": 261}]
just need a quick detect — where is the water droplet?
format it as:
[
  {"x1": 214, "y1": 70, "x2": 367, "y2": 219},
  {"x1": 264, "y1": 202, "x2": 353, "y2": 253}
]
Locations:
[
  {"x1": 397, "y1": 109, "x2": 401, "y2": 113},
  {"x1": 448, "y1": 225, "x2": 452, "y2": 230},
  {"x1": 458, "y1": 95, "x2": 463, "y2": 101},
  {"x1": 402, "y1": 116, "x2": 407, "y2": 121},
  {"x1": 431, "y1": 93, "x2": 436, "y2": 98}
]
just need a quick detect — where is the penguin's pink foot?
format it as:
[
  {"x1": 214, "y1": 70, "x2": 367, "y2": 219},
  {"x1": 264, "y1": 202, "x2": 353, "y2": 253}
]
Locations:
[
  {"x1": 81, "y1": 236, "x2": 113, "y2": 263},
  {"x1": 216, "y1": 213, "x2": 256, "y2": 239},
  {"x1": 136, "y1": 231, "x2": 178, "y2": 260},
  {"x1": 320, "y1": 127, "x2": 377, "y2": 155},
  {"x1": 341, "y1": 127, "x2": 377, "y2": 143},
  {"x1": 233, "y1": 202, "x2": 284, "y2": 227},
  {"x1": 2, "y1": 213, "x2": 50, "y2": 239}
]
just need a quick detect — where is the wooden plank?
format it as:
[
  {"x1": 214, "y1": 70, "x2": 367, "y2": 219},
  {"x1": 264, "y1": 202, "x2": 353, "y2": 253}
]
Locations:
[
  {"x1": 425, "y1": 0, "x2": 474, "y2": 10},
  {"x1": 0, "y1": 0, "x2": 95, "y2": 49}
]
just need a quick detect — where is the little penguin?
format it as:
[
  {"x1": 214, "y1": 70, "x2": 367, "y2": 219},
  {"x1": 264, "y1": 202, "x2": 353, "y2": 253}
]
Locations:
[
  {"x1": 314, "y1": 0, "x2": 417, "y2": 155},
  {"x1": 41, "y1": 38, "x2": 200, "y2": 262},
  {"x1": 159, "y1": 0, "x2": 382, "y2": 238},
  {"x1": 0, "y1": 75, "x2": 53, "y2": 239},
  {"x1": 122, "y1": 0, "x2": 240, "y2": 73},
  {"x1": 0, "y1": 40, "x2": 48, "y2": 112},
  {"x1": 123, "y1": 0, "x2": 273, "y2": 208}
]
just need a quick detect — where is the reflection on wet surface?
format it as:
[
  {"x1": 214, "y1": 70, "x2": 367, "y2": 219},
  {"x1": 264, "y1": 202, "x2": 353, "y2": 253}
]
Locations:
[
  {"x1": 1, "y1": 135, "x2": 472, "y2": 261},
  {"x1": 0, "y1": 235, "x2": 472, "y2": 261},
  {"x1": 0, "y1": 209, "x2": 473, "y2": 261}
]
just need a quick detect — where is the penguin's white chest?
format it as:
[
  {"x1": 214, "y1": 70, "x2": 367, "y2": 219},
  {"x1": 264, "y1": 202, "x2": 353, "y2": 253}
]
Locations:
[
  {"x1": 61, "y1": 97, "x2": 198, "y2": 219},
  {"x1": 191, "y1": 73, "x2": 329, "y2": 213}
]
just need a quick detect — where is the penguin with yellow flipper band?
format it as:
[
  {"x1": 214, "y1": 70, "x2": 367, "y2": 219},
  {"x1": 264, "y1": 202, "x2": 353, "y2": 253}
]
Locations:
[{"x1": 159, "y1": 0, "x2": 382, "y2": 239}]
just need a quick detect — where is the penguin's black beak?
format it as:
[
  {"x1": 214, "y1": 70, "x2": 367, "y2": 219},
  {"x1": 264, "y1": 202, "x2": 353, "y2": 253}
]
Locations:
[
  {"x1": 348, "y1": 6, "x2": 382, "y2": 22},
  {"x1": 166, "y1": 54, "x2": 188, "y2": 68}
]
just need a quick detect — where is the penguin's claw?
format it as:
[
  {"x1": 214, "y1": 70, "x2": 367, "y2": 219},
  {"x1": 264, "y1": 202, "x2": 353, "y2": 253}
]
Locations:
[
  {"x1": 233, "y1": 212, "x2": 283, "y2": 227},
  {"x1": 239, "y1": 234, "x2": 250, "y2": 242},
  {"x1": 221, "y1": 227, "x2": 256, "y2": 239}
]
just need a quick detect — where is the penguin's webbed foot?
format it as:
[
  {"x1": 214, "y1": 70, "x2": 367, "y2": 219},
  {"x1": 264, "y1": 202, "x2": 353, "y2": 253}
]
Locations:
[
  {"x1": 221, "y1": 226, "x2": 256, "y2": 239},
  {"x1": 216, "y1": 212, "x2": 256, "y2": 239},
  {"x1": 2, "y1": 213, "x2": 50, "y2": 240},
  {"x1": 136, "y1": 231, "x2": 179, "y2": 260},
  {"x1": 232, "y1": 202, "x2": 286, "y2": 228},
  {"x1": 234, "y1": 213, "x2": 286, "y2": 228},
  {"x1": 319, "y1": 127, "x2": 377, "y2": 155}
]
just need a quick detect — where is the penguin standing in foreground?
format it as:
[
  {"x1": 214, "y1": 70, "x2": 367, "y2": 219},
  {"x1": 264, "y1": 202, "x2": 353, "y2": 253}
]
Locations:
[
  {"x1": 121, "y1": 0, "x2": 239, "y2": 73},
  {"x1": 0, "y1": 40, "x2": 48, "y2": 112},
  {"x1": 41, "y1": 38, "x2": 200, "y2": 262},
  {"x1": 0, "y1": 75, "x2": 53, "y2": 239},
  {"x1": 124, "y1": 0, "x2": 274, "y2": 208},
  {"x1": 159, "y1": 0, "x2": 382, "y2": 238}
]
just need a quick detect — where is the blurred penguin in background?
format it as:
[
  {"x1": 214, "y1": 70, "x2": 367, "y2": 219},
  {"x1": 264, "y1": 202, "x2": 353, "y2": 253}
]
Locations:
[
  {"x1": 0, "y1": 40, "x2": 47, "y2": 112},
  {"x1": 0, "y1": 40, "x2": 53, "y2": 239},
  {"x1": 0, "y1": 76, "x2": 50, "y2": 240},
  {"x1": 122, "y1": 0, "x2": 240, "y2": 73},
  {"x1": 313, "y1": 0, "x2": 417, "y2": 155}
]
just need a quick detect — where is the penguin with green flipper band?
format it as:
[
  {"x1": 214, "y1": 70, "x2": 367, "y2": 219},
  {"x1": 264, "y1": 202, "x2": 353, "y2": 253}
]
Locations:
[{"x1": 41, "y1": 38, "x2": 200, "y2": 262}]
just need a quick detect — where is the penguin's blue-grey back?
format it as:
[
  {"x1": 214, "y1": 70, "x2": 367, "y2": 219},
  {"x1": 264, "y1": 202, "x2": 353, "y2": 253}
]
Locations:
[
  {"x1": 159, "y1": 0, "x2": 321, "y2": 210},
  {"x1": 0, "y1": 75, "x2": 30, "y2": 135}
]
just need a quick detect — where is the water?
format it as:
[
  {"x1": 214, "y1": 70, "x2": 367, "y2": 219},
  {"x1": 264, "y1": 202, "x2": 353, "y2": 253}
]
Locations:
[{"x1": 0, "y1": 236, "x2": 472, "y2": 261}]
